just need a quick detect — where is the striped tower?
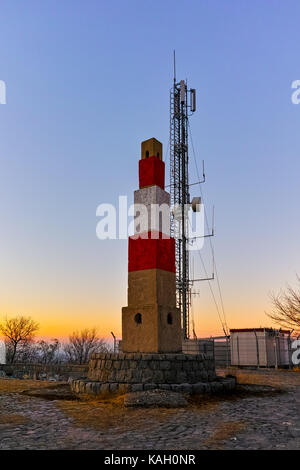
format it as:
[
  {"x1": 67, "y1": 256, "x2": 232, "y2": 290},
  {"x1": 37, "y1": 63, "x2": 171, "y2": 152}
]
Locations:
[{"x1": 122, "y1": 138, "x2": 182, "y2": 353}]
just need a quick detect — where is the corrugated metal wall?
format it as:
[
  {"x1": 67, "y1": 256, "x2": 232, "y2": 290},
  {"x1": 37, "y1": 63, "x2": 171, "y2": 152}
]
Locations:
[{"x1": 230, "y1": 330, "x2": 292, "y2": 367}]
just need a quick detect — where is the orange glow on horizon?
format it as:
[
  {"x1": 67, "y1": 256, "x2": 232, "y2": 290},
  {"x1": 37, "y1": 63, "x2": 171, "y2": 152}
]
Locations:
[
  {"x1": 0, "y1": 266, "x2": 281, "y2": 343},
  {"x1": 0, "y1": 296, "x2": 280, "y2": 343}
]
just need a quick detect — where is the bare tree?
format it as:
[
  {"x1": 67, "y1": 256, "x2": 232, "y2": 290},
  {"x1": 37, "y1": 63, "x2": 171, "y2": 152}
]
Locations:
[
  {"x1": 266, "y1": 276, "x2": 300, "y2": 334},
  {"x1": 36, "y1": 339, "x2": 61, "y2": 364},
  {"x1": 0, "y1": 316, "x2": 39, "y2": 364},
  {"x1": 4, "y1": 338, "x2": 38, "y2": 364},
  {"x1": 63, "y1": 328, "x2": 110, "y2": 364}
]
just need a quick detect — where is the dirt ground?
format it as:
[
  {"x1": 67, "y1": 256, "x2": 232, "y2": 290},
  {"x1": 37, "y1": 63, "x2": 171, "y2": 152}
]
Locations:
[{"x1": 0, "y1": 368, "x2": 300, "y2": 450}]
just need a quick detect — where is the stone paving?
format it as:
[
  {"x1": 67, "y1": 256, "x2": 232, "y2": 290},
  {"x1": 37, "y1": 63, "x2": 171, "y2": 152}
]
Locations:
[{"x1": 0, "y1": 369, "x2": 300, "y2": 450}]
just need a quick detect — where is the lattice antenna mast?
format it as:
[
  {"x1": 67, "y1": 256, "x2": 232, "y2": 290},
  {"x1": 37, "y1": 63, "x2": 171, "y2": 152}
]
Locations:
[{"x1": 170, "y1": 53, "x2": 196, "y2": 339}]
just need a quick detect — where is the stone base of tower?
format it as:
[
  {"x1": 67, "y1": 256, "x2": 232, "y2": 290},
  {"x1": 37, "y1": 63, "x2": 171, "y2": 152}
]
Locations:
[{"x1": 70, "y1": 352, "x2": 236, "y2": 396}]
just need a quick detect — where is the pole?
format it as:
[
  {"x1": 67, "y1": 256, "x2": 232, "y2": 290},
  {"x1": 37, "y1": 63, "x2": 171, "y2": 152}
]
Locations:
[{"x1": 111, "y1": 331, "x2": 116, "y2": 354}]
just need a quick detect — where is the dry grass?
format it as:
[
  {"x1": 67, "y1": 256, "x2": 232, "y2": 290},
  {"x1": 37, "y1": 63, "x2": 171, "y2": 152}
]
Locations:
[
  {"x1": 204, "y1": 420, "x2": 247, "y2": 449},
  {"x1": 0, "y1": 379, "x2": 56, "y2": 395},
  {"x1": 58, "y1": 394, "x2": 179, "y2": 433},
  {"x1": 0, "y1": 413, "x2": 29, "y2": 426},
  {"x1": 239, "y1": 372, "x2": 300, "y2": 388},
  {"x1": 217, "y1": 368, "x2": 300, "y2": 389},
  {"x1": 188, "y1": 394, "x2": 221, "y2": 411}
]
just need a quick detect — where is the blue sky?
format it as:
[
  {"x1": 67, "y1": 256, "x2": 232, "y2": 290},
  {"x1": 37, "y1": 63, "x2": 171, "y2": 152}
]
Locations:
[{"x1": 0, "y1": 0, "x2": 300, "y2": 338}]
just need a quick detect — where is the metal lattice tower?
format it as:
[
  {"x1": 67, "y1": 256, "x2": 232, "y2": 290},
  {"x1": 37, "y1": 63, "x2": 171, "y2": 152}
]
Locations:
[{"x1": 170, "y1": 74, "x2": 196, "y2": 340}]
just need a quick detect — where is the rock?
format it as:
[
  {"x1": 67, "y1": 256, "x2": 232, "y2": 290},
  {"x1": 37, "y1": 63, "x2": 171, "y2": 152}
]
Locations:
[
  {"x1": 158, "y1": 383, "x2": 171, "y2": 390},
  {"x1": 22, "y1": 384, "x2": 75, "y2": 400},
  {"x1": 100, "y1": 383, "x2": 110, "y2": 393},
  {"x1": 144, "y1": 383, "x2": 157, "y2": 391},
  {"x1": 289, "y1": 427, "x2": 300, "y2": 438},
  {"x1": 124, "y1": 389, "x2": 188, "y2": 408},
  {"x1": 194, "y1": 382, "x2": 209, "y2": 394},
  {"x1": 118, "y1": 383, "x2": 130, "y2": 393},
  {"x1": 109, "y1": 383, "x2": 118, "y2": 392},
  {"x1": 179, "y1": 383, "x2": 192, "y2": 393},
  {"x1": 131, "y1": 383, "x2": 143, "y2": 392}
]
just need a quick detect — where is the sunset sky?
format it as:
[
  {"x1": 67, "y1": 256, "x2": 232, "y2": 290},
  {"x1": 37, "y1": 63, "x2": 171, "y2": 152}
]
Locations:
[{"x1": 1, "y1": 0, "x2": 300, "y2": 342}]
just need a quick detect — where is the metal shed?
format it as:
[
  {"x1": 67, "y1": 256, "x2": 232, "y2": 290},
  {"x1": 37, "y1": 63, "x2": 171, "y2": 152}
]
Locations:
[{"x1": 230, "y1": 328, "x2": 291, "y2": 368}]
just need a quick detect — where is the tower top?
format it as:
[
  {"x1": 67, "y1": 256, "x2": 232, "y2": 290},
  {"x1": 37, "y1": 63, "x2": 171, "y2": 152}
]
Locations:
[
  {"x1": 139, "y1": 138, "x2": 165, "y2": 190},
  {"x1": 141, "y1": 137, "x2": 162, "y2": 161}
]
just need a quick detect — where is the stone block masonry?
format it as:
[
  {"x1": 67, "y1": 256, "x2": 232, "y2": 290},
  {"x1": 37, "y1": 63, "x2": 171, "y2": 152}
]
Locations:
[
  {"x1": 70, "y1": 351, "x2": 237, "y2": 395},
  {"x1": 71, "y1": 377, "x2": 236, "y2": 395},
  {"x1": 87, "y1": 353, "x2": 216, "y2": 384},
  {"x1": 70, "y1": 351, "x2": 237, "y2": 397}
]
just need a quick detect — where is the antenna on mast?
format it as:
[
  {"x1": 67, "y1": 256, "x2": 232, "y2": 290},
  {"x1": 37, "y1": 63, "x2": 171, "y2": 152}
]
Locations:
[
  {"x1": 173, "y1": 50, "x2": 176, "y2": 84},
  {"x1": 170, "y1": 53, "x2": 214, "y2": 340},
  {"x1": 170, "y1": 54, "x2": 197, "y2": 340}
]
